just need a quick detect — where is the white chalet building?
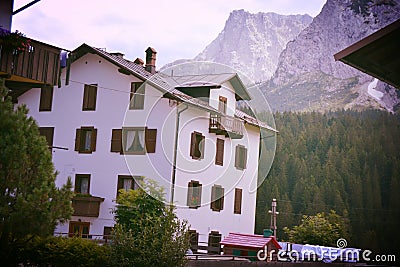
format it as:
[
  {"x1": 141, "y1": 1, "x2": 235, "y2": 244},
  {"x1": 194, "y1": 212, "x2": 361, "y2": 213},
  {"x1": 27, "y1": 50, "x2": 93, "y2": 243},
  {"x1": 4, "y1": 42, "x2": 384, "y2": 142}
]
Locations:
[{"x1": 17, "y1": 43, "x2": 276, "y2": 251}]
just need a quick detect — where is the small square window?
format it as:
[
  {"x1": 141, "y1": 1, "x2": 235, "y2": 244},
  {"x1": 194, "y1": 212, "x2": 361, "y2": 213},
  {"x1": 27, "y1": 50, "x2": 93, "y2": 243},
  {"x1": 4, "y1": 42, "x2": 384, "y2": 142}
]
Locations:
[
  {"x1": 75, "y1": 127, "x2": 97, "y2": 153},
  {"x1": 117, "y1": 175, "x2": 141, "y2": 196},
  {"x1": 39, "y1": 127, "x2": 54, "y2": 149},
  {"x1": 75, "y1": 174, "x2": 90, "y2": 194}
]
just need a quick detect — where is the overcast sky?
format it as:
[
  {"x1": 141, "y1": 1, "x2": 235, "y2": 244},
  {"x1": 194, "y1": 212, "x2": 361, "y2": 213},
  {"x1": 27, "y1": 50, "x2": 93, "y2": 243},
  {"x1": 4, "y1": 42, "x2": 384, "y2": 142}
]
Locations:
[{"x1": 12, "y1": 0, "x2": 326, "y2": 67}]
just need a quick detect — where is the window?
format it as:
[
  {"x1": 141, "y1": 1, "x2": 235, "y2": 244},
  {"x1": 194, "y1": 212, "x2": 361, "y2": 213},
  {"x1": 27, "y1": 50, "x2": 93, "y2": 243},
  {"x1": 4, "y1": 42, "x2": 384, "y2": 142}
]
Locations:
[
  {"x1": 103, "y1": 226, "x2": 113, "y2": 242},
  {"x1": 75, "y1": 127, "x2": 97, "y2": 153},
  {"x1": 111, "y1": 129, "x2": 122, "y2": 153},
  {"x1": 69, "y1": 221, "x2": 90, "y2": 238},
  {"x1": 218, "y1": 96, "x2": 227, "y2": 114},
  {"x1": 82, "y1": 84, "x2": 97, "y2": 111},
  {"x1": 75, "y1": 174, "x2": 90, "y2": 194},
  {"x1": 187, "y1": 180, "x2": 202, "y2": 208},
  {"x1": 121, "y1": 127, "x2": 157, "y2": 154},
  {"x1": 215, "y1": 138, "x2": 224, "y2": 166},
  {"x1": 190, "y1": 131, "x2": 205, "y2": 160},
  {"x1": 39, "y1": 127, "x2": 54, "y2": 148},
  {"x1": 208, "y1": 231, "x2": 222, "y2": 254},
  {"x1": 210, "y1": 185, "x2": 224, "y2": 212},
  {"x1": 117, "y1": 175, "x2": 140, "y2": 196},
  {"x1": 39, "y1": 85, "x2": 53, "y2": 111},
  {"x1": 234, "y1": 188, "x2": 242, "y2": 214},
  {"x1": 235, "y1": 145, "x2": 247, "y2": 170},
  {"x1": 189, "y1": 229, "x2": 199, "y2": 253},
  {"x1": 130, "y1": 82, "x2": 145, "y2": 109}
]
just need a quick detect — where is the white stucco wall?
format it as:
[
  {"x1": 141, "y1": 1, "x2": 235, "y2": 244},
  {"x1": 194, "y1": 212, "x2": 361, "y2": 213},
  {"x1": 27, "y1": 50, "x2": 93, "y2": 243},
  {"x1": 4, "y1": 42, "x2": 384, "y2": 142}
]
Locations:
[{"x1": 17, "y1": 52, "x2": 261, "y2": 243}]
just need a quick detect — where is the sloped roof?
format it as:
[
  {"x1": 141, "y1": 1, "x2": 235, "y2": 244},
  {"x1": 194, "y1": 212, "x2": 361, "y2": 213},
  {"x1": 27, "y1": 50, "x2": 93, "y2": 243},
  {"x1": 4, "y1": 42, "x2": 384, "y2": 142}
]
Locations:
[
  {"x1": 168, "y1": 73, "x2": 251, "y2": 100},
  {"x1": 334, "y1": 19, "x2": 400, "y2": 89},
  {"x1": 67, "y1": 44, "x2": 276, "y2": 132},
  {"x1": 220, "y1": 232, "x2": 282, "y2": 250}
]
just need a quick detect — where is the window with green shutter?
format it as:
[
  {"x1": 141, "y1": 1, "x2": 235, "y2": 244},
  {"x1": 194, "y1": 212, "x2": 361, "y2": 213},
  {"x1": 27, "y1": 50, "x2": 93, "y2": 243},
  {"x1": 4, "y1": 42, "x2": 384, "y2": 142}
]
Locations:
[
  {"x1": 210, "y1": 184, "x2": 224, "y2": 212},
  {"x1": 187, "y1": 180, "x2": 202, "y2": 208},
  {"x1": 235, "y1": 145, "x2": 247, "y2": 170}
]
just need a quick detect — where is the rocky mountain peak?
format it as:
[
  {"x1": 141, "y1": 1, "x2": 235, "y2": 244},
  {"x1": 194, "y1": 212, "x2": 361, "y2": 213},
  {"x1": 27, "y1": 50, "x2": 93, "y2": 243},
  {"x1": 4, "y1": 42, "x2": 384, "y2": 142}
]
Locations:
[{"x1": 193, "y1": 10, "x2": 313, "y2": 82}]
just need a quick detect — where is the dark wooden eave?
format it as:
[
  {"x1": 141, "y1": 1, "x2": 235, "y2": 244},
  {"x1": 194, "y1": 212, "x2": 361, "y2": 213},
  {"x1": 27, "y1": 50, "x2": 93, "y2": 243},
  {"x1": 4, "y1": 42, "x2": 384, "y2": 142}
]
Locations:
[{"x1": 334, "y1": 19, "x2": 400, "y2": 89}]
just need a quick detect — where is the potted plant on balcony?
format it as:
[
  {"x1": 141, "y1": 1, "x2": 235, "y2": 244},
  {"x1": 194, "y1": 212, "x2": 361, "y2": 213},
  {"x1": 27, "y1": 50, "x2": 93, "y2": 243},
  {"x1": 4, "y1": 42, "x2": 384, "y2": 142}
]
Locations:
[{"x1": 0, "y1": 27, "x2": 31, "y2": 54}]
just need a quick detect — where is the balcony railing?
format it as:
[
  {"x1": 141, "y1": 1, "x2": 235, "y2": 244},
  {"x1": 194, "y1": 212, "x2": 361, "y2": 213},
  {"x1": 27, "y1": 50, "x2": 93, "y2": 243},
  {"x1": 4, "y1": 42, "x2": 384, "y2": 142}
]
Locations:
[
  {"x1": 72, "y1": 196, "x2": 104, "y2": 217},
  {"x1": 0, "y1": 38, "x2": 61, "y2": 87},
  {"x1": 209, "y1": 114, "x2": 244, "y2": 139}
]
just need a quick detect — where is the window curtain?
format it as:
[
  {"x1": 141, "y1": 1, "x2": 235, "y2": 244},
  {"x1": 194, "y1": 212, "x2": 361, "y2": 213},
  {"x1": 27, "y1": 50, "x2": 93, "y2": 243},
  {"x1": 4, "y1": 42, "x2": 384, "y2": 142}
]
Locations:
[
  {"x1": 81, "y1": 178, "x2": 89, "y2": 193},
  {"x1": 126, "y1": 130, "x2": 144, "y2": 152},
  {"x1": 84, "y1": 130, "x2": 92, "y2": 150},
  {"x1": 123, "y1": 178, "x2": 132, "y2": 191}
]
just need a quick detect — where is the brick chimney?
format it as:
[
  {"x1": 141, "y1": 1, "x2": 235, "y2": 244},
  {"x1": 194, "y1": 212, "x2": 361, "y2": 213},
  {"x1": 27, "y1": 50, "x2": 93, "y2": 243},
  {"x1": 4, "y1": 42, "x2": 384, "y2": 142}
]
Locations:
[
  {"x1": 134, "y1": 58, "x2": 144, "y2": 66},
  {"x1": 145, "y1": 47, "x2": 157, "y2": 74}
]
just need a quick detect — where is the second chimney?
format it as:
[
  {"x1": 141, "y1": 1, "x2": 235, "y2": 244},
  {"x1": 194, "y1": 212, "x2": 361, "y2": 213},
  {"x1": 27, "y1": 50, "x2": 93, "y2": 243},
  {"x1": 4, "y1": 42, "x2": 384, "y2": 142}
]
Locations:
[{"x1": 145, "y1": 47, "x2": 157, "y2": 74}]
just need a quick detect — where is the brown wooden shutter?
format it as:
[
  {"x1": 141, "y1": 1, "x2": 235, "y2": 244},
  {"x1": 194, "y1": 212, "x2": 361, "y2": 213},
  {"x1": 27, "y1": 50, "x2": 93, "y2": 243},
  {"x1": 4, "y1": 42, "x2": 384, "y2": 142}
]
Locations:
[
  {"x1": 235, "y1": 145, "x2": 240, "y2": 168},
  {"x1": 235, "y1": 145, "x2": 247, "y2": 169},
  {"x1": 145, "y1": 128, "x2": 157, "y2": 153},
  {"x1": 83, "y1": 84, "x2": 97, "y2": 111},
  {"x1": 187, "y1": 181, "x2": 193, "y2": 206},
  {"x1": 39, "y1": 86, "x2": 53, "y2": 111},
  {"x1": 242, "y1": 147, "x2": 247, "y2": 169},
  {"x1": 234, "y1": 188, "x2": 242, "y2": 214},
  {"x1": 219, "y1": 186, "x2": 224, "y2": 211},
  {"x1": 190, "y1": 132, "x2": 196, "y2": 158},
  {"x1": 75, "y1": 128, "x2": 82, "y2": 151},
  {"x1": 210, "y1": 185, "x2": 224, "y2": 211},
  {"x1": 200, "y1": 134, "x2": 205, "y2": 159},
  {"x1": 210, "y1": 186, "x2": 216, "y2": 210},
  {"x1": 91, "y1": 128, "x2": 97, "y2": 152},
  {"x1": 75, "y1": 174, "x2": 82, "y2": 193},
  {"x1": 111, "y1": 129, "x2": 122, "y2": 153},
  {"x1": 215, "y1": 138, "x2": 224, "y2": 165},
  {"x1": 39, "y1": 127, "x2": 54, "y2": 147}
]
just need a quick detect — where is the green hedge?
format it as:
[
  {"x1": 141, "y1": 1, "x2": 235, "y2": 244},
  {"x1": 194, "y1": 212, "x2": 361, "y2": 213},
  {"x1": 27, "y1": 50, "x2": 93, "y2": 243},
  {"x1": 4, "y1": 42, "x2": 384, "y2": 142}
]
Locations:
[{"x1": 19, "y1": 236, "x2": 110, "y2": 267}]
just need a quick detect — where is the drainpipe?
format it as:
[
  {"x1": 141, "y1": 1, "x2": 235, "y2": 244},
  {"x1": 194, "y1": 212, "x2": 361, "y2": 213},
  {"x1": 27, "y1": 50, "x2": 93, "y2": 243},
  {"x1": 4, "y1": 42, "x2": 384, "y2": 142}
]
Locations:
[{"x1": 170, "y1": 103, "x2": 188, "y2": 205}]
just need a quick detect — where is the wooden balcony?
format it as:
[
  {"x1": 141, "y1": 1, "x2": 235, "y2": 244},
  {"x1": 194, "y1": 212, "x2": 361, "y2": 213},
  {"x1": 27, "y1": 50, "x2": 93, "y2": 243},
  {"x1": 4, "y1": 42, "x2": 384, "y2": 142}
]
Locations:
[
  {"x1": 0, "y1": 37, "x2": 61, "y2": 98},
  {"x1": 72, "y1": 196, "x2": 104, "y2": 217},
  {"x1": 209, "y1": 114, "x2": 244, "y2": 139}
]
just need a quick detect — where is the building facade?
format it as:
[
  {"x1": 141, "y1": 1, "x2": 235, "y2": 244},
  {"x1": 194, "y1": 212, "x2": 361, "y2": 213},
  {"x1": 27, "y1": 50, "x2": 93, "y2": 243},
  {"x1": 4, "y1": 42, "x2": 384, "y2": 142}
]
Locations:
[{"x1": 17, "y1": 43, "x2": 276, "y2": 250}]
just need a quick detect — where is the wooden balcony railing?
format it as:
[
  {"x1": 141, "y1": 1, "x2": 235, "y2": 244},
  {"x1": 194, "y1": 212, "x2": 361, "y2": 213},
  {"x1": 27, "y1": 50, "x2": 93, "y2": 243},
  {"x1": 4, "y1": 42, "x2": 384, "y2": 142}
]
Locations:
[
  {"x1": 0, "y1": 38, "x2": 61, "y2": 87},
  {"x1": 72, "y1": 196, "x2": 104, "y2": 217},
  {"x1": 209, "y1": 114, "x2": 244, "y2": 139}
]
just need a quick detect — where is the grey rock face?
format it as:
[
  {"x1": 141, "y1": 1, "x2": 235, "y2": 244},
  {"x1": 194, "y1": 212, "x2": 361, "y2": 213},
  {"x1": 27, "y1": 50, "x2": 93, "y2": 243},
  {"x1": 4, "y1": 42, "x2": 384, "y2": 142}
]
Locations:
[
  {"x1": 268, "y1": 0, "x2": 400, "y2": 112},
  {"x1": 164, "y1": 10, "x2": 312, "y2": 82}
]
